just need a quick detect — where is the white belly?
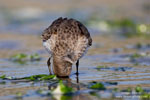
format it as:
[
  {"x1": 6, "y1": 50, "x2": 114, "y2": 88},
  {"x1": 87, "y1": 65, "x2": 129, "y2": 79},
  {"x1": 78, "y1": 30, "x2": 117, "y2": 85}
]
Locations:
[{"x1": 43, "y1": 41, "x2": 52, "y2": 54}]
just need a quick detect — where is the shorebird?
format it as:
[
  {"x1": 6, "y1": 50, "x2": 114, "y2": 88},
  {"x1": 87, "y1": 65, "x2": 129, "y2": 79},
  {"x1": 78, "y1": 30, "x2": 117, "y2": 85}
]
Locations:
[{"x1": 42, "y1": 17, "x2": 92, "y2": 77}]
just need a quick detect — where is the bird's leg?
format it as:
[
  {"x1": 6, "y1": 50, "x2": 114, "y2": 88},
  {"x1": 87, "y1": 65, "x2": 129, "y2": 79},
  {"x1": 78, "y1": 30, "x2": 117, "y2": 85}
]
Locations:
[
  {"x1": 76, "y1": 60, "x2": 80, "y2": 90},
  {"x1": 47, "y1": 57, "x2": 52, "y2": 75},
  {"x1": 76, "y1": 74, "x2": 80, "y2": 90},
  {"x1": 75, "y1": 60, "x2": 79, "y2": 75}
]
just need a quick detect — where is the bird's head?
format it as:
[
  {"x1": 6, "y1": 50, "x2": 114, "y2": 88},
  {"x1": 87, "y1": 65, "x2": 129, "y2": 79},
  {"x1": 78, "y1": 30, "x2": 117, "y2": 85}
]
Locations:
[{"x1": 53, "y1": 56, "x2": 73, "y2": 77}]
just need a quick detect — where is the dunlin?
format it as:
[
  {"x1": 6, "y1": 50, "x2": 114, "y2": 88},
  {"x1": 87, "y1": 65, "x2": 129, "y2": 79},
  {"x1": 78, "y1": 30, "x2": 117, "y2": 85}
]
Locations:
[{"x1": 42, "y1": 17, "x2": 92, "y2": 77}]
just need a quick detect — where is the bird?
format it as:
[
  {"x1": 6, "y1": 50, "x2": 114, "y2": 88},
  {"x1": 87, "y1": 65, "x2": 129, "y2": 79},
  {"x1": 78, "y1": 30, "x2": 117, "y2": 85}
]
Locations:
[{"x1": 42, "y1": 17, "x2": 92, "y2": 77}]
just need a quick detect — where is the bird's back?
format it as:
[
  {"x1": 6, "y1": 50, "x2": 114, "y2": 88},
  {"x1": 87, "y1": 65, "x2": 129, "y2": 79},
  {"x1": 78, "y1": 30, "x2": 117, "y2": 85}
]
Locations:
[{"x1": 42, "y1": 17, "x2": 92, "y2": 63}]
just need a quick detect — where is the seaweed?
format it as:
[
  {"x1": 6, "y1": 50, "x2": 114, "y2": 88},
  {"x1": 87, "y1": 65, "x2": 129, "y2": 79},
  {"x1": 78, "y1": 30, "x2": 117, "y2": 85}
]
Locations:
[
  {"x1": 96, "y1": 65, "x2": 107, "y2": 71},
  {"x1": 135, "y1": 85, "x2": 144, "y2": 93},
  {"x1": 141, "y1": 93, "x2": 150, "y2": 99},
  {"x1": 87, "y1": 17, "x2": 150, "y2": 37},
  {"x1": 10, "y1": 53, "x2": 41, "y2": 64},
  {"x1": 36, "y1": 81, "x2": 74, "y2": 100},
  {"x1": 0, "y1": 74, "x2": 56, "y2": 81},
  {"x1": 88, "y1": 81, "x2": 106, "y2": 90},
  {"x1": 52, "y1": 80, "x2": 74, "y2": 94}
]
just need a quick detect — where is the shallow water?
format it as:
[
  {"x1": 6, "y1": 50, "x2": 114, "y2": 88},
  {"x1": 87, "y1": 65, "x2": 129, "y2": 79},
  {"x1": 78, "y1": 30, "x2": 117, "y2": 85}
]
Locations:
[
  {"x1": 0, "y1": 33, "x2": 150, "y2": 100},
  {"x1": 0, "y1": 0, "x2": 150, "y2": 100}
]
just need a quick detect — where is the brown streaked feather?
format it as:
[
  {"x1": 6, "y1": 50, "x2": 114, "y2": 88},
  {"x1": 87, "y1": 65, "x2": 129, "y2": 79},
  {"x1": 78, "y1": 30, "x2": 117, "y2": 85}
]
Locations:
[
  {"x1": 42, "y1": 17, "x2": 92, "y2": 62},
  {"x1": 42, "y1": 17, "x2": 64, "y2": 41},
  {"x1": 42, "y1": 17, "x2": 92, "y2": 46},
  {"x1": 76, "y1": 21, "x2": 92, "y2": 46}
]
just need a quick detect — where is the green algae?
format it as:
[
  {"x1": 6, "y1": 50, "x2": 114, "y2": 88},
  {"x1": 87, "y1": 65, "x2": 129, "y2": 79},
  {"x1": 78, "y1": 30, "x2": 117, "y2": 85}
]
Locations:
[
  {"x1": 10, "y1": 53, "x2": 41, "y2": 64},
  {"x1": 0, "y1": 74, "x2": 56, "y2": 81},
  {"x1": 88, "y1": 81, "x2": 106, "y2": 90}
]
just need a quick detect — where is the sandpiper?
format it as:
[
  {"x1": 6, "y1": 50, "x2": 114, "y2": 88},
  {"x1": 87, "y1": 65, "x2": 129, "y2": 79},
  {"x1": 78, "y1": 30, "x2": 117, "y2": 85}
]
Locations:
[{"x1": 42, "y1": 17, "x2": 92, "y2": 77}]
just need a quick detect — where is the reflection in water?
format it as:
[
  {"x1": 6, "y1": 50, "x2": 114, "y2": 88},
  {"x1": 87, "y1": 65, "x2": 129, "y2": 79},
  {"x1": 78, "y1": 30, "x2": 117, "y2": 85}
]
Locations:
[
  {"x1": 47, "y1": 74, "x2": 93, "y2": 100},
  {"x1": 76, "y1": 74, "x2": 80, "y2": 91},
  {"x1": 48, "y1": 74, "x2": 80, "y2": 91}
]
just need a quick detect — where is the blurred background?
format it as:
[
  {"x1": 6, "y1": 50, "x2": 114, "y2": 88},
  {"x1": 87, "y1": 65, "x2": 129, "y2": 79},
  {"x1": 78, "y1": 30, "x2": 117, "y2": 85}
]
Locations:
[{"x1": 0, "y1": 0, "x2": 150, "y2": 35}]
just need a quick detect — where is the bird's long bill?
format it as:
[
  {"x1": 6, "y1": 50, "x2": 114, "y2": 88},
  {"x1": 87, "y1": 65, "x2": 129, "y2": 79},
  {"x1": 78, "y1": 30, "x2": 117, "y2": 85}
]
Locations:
[{"x1": 53, "y1": 57, "x2": 72, "y2": 77}]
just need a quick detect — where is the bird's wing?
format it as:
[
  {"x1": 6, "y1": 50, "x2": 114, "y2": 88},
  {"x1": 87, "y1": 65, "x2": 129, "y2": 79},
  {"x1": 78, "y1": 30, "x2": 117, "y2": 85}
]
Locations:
[
  {"x1": 42, "y1": 17, "x2": 65, "y2": 54},
  {"x1": 64, "y1": 19, "x2": 92, "y2": 62},
  {"x1": 76, "y1": 21, "x2": 92, "y2": 46},
  {"x1": 41, "y1": 17, "x2": 64, "y2": 41}
]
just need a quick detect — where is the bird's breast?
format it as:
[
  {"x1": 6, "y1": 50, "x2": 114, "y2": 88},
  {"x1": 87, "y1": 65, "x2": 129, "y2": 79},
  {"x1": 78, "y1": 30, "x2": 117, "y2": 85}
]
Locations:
[{"x1": 43, "y1": 40, "x2": 52, "y2": 54}]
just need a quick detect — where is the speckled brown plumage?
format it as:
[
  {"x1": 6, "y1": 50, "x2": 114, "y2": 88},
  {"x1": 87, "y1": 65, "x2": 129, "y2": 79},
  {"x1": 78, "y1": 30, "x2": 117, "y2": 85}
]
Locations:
[{"x1": 42, "y1": 17, "x2": 92, "y2": 77}]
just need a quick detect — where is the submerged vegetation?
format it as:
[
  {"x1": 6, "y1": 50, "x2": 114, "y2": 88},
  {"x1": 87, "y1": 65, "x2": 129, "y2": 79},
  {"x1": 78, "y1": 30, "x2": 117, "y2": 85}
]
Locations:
[
  {"x1": 131, "y1": 53, "x2": 143, "y2": 59},
  {"x1": 135, "y1": 85, "x2": 144, "y2": 93},
  {"x1": 88, "y1": 81, "x2": 106, "y2": 90},
  {"x1": 119, "y1": 86, "x2": 150, "y2": 99},
  {"x1": 135, "y1": 43, "x2": 150, "y2": 49},
  {"x1": 10, "y1": 53, "x2": 41, "y2": 64},
  {"x1": 141, "y1": 93, "x2": 150, "y2": 99},
  {"x1": 96, "y1": 65, "x2": 131, "y2": 72},
  {"x1": 36, "y1": 81, "x2": 74, "y2": 100},
  {"x1": 87, "y1": 17, "x2": 150, "y2": 37},
  {"x1": 52, "y1": 81, "x2": 74, "y2": 94},
  {"x1": 96, "y1": 65, "x2": 107, "y2": 71},
  {"x1": 0, "y1": 74, "x2": 56, "y2": 81},
  {"x1": 22, "y1": 74, "x2": 56, "y2": 81},
  {"x1": 37, "y1": 81, "x2": 74, "y2": 95},
  {"x1": 130, "y1": 52, "x2": 150, "y2": 63}
]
